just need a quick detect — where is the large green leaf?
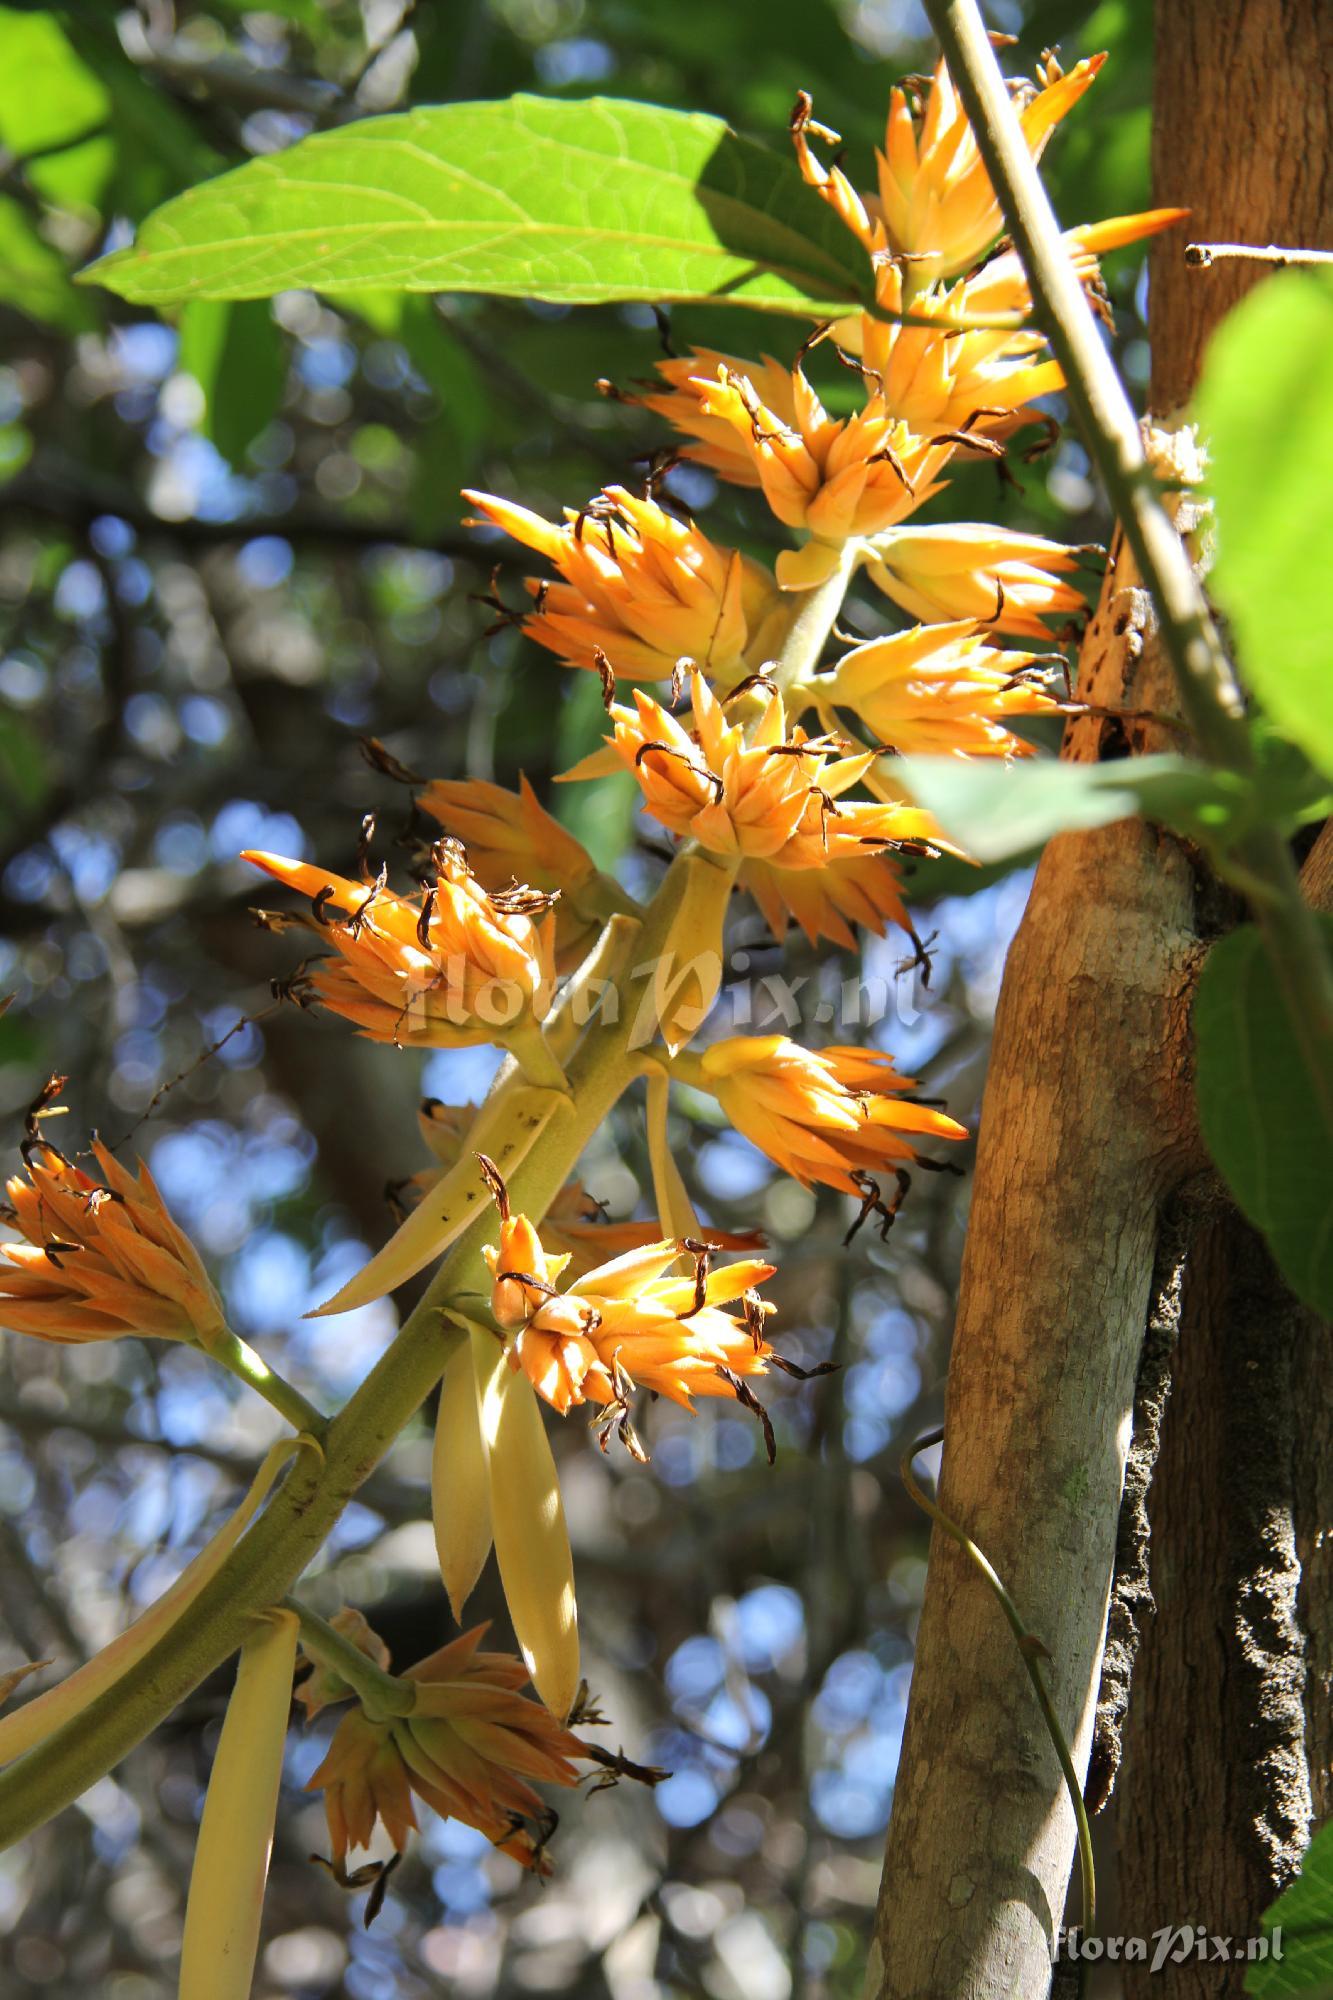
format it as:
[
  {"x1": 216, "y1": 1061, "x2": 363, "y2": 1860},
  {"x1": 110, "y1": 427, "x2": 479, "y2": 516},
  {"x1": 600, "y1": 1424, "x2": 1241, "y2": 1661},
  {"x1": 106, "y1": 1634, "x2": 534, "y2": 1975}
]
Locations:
[
  {"x1": 177, "y1": 299, "x2": 287, "y2": 469},
  {"x1": 1248, "y1": 1818, "x2": 1333, "y2": 1996},
  {"x1": 78, "y1": 95, "x2": 872, "y2": 315},
  {"x1": 1196, "y1": 270, "x2": 1333, "y2": 781},
  {"x1": 1194, "y1": 922, "x2": 1333, "y2": 1318},
  {"x1": 0, "y1": 7, "x2": 112, "y2": 211},
  {"x1": 0, "y1": 195, "x2": 95, "y2": 332},
  {"x1": 894, "y1": 752, "x2": 1253, "y2": 865}
]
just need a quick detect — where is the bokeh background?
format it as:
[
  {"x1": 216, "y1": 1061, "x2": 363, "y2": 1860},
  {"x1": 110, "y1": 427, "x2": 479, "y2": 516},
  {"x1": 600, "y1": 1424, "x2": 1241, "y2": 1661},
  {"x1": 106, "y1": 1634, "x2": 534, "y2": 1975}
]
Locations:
[{"x1": 0, "y1": 1, "x2": 1154, "y2": 1993}]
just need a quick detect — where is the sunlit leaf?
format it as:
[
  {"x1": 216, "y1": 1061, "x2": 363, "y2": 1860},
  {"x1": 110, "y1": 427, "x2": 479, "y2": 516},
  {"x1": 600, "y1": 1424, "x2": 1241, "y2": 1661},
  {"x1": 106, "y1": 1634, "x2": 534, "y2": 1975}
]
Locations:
[
  {"x1": 1196, "y1": 270, "x2": 1333, "y2": 781},
  {"x1": 1194, "y1": 922, "x2": 1333, "y2": 1319},
  {"x1": 1247, "y1": 1817, "x2": 1333, "y2": 1995},
  {"x1": 0, "y1": 196, "x2": 96, "y2": 332},
  {"x1": 79, "y1": 95, "x2": 872, "y2": 316},
  {"x1": 177, "y1": 298, "x2": 287, "y2": 469}
]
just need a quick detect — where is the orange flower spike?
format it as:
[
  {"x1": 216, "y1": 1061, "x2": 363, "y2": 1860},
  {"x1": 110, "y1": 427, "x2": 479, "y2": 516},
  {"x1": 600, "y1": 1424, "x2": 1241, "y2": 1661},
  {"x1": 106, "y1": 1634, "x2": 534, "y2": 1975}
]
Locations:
[
  {"x1": 863, "y1": 523, "x2": 1089, "y2": 638},
  {"x1": 688, "y1": 1037, "x2": 967, "y2": 1196},
  {"x1": 463, "y1": 485, "x2": 786, "y2": 683},
  {"x1": 798, "y1": 53, "x2": 1107, "y2": 288},
  {"x1": 821, "y1": 619, "x2": 1061, "y2": 758},
  {"x1": 0, "y1": 1139, "x2": 225, "y2": 1347},
  {"x1": 242, "y1": 847, "x2": 559, "y2": 1075}
]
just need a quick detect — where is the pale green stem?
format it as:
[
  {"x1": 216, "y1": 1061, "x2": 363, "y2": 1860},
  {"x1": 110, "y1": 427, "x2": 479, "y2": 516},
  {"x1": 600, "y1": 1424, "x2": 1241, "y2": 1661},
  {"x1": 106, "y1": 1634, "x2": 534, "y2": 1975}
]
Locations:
[
  {"x1": 0, "y1": 547, "x2": 867, "y2": 1848},
  {"x1": 205, "y1": 1328, "x2": 327, "y2": 1438},
  {"x1": 288, "y1": 1602, "x2": 415, "y2": 1722},
  {"x1": 923, "y1": 0, "x2": 1333, "y2": 1130},
  {"x1": 769, "y1": 541, "x2": 861, "y2": 693}
]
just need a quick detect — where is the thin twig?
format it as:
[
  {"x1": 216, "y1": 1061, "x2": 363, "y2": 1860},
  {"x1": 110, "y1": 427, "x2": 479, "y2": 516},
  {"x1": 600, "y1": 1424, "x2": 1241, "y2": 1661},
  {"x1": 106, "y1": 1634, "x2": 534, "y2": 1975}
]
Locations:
[{"x1": 1185, "y1": 241, "x2": 1333, "y2": 270}]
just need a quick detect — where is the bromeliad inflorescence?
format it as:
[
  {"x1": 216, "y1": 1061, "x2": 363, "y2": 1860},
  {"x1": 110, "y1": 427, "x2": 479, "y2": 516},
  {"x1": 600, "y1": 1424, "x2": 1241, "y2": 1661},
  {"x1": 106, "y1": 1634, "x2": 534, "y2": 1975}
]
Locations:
[{"x1": 0, "y1": 36, "x2": 1181, "y2": 1991}]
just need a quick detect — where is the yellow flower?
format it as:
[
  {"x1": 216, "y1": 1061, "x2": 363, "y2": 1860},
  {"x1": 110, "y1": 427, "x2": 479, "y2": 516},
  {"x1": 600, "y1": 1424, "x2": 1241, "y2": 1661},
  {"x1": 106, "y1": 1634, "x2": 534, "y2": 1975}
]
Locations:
[
  {"x1": 639, "y1": 349, "x2": 954, "y2": 561},
  {"x1": 819, "y1": 619, "x2": 1060, "y2": 757},
  {"x1": 829, "y1": 210, "x2": 1187, "y2": 443},
  {"x1": 1, "y1": 1138, "x2": 224, "y2": 1346},
  {"x1": 862, "y1": 522, "x2": 1089, "y2": 638},
  {"x1": 685, "y1": 1036, "x2": 967, "y2": 1194},
  {"x1": 463, "y1": 484, "x2": 788, "y2": 682},
  {"x1": 737, "y1": 850, "x2": 912, "y2": 952},
  {"x1": 486, "y1": 1212, "x2": 782, "y2": 1443},
  {"x1": 793, "y1": 51, "x2": 1107, "y2": 287},
  {"x1": 305, "y1": 1623, "x2": 587, "y2": 1874},
  {"x1": 418, "y1": 773, "x2": 608, "y2": 971},
  {"x1": 243, "y1": 844, "x2": 559, "y2": 1076}
]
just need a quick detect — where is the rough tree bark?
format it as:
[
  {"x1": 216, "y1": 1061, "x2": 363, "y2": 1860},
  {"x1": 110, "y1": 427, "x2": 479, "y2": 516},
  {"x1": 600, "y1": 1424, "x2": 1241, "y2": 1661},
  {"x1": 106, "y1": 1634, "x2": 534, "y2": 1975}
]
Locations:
[
  {"x1": 1113, "y1": 6, "x2": 1333, "y2": 1989},
  {"x1": 866, "y1": 6, "x2": 1331, "y2": 1995}
]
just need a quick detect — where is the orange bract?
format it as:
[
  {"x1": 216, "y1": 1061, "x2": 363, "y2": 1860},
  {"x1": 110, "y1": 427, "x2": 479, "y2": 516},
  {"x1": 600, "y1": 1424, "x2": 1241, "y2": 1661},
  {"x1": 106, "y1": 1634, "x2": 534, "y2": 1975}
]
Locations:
[
  {"x1": 243, "y1": 846, "x2": 556, "y2": 1052},
  {"x1": 862, "y1": 522, "x2": 1089, "y2": 638},
  {"x1": 794, "y1": 52, "x2": 1106, "y2": 287},
  {"x1": 418, "y1": 773, "x2": 604, "y2": 971},
  {"x1": 640, "y1": 348, "x2": 954, "y2": 560},
  {"x1": 822, "y1": 618, "x2": 1060, "y2": 758},
  {"x1": 305, "y1": 1623, "x2": 587, "y2": 1873},
  {"x1": 0, "y1": 1139, "x2": 224, "y2": 1346},
  {"x1": 694, "y1": 1037, "x2": 967, "y2": 1195},
  {"x1": 463, "y1": 485, "x2": 787, "y2": 682},
  {"x1": 484, "y1": 1216, "x2": 777, "y2": 1419}
]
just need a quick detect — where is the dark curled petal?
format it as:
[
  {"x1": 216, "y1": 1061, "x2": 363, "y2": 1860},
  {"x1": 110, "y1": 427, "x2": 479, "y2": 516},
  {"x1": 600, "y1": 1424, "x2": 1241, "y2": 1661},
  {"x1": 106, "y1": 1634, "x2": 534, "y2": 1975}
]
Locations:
[
  {"x1": 42, "y1": 1239, "x2": 83, "y2": 1268},
  {"x1": 580, "y1": 1741, "x2": 670, "y2": 1789},
  {"x1": 415, "y1": 889, "x2": 435, "y2": 949},
  {"x1": 475, "y1": 1152, "x2": 509, "y2": 1218},
  {"x1": 358, "y1": 737, "x2": 424, "y2": 787},
  {"x1": 768, "y1": 1352, "x2": 840, "y2": 1380},
  {"x1": 25, "y1": 1073, "x2": 68, "y2": 1141},
  {"x1": 594, "y1": 648, "x2": 616, "y2": 711},
  {"x1": 717, "y1": 1365, "x2": 776, "y2": 1463},
  {"x1": 311, "y1": 885, "x2": 337, "y2": 926},
  {"x1": 678, "y1": 1236, "x2": 713, "y2": 1318}
]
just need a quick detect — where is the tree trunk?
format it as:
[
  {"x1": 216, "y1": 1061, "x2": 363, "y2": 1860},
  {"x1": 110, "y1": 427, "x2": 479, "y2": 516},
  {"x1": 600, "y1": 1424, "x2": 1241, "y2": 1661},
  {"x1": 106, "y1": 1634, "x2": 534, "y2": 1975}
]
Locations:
[
  {"x1": 866, "y1": 6, "x2": 1331, "y2": 1995},
  {"x1": 1114, "y1": 8, "x2": 1333, "y2": 1986}
]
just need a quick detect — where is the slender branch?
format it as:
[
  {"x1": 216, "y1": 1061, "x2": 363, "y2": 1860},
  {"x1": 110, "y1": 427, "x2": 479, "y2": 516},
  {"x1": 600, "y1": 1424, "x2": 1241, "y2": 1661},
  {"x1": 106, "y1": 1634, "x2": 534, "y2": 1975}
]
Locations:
[
  {"x1": 769, "y1": 541, "x2": 861, "y2": 691},
  {"x1": 1186, "y1": 241, "x2": 1333, "y2": 269},
  {"x1": 902, "y1": 1430, "x2": 1097, "y2": 1969},
  {"x1": 203, "y1": 1329, "x2": 328, "y2": 1438},
  {"x1": 288, "y1": 1602, "x2": 415, "y2": 1721},
  {"x1": 922, "y1": 0, "x2": 1333, "y2": 1129}
]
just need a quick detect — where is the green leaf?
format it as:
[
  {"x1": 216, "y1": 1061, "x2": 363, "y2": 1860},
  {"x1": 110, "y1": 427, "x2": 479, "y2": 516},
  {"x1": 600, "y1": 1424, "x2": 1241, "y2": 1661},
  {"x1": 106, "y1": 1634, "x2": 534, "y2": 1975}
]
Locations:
[
  {"x1": 0, "y1": 195, "x2": 95, "y2": 332},
  {"x1": 1248, "y1": 1819, "x2": 1333, "y2": 1996},
  {"x1": 1196, "y1": 270, "x2": 1333, "y2": 782},
  {"x1": 1194, "y1": 922, "x2": 1333, "y2": 1319},
  {"x1": 894, "y1": 752, "x2": 1251, "y2": 865},
  {"x1": 177, "y1": 299, "x2": 287, "y2": 469},
  {"x1": 78, "y1": 95, "x2": 872, "y2": 316},
  {"x1": 0, "y1": 7, "x2": 111, "y2": 211}
]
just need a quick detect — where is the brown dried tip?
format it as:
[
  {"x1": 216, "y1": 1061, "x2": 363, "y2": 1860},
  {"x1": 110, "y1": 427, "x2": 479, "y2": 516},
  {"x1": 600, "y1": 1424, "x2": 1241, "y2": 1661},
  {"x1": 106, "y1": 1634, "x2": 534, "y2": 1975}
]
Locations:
[
  {"x1": 358, "y1": 737, "x2": 424, "y2": 787},
  {"x1": 476, "y1": 1152, "x2": 510, "y2": 1220},
  {"x1": 24, "y1": 1074, "x2": 68, "y2": 1141},
  {"x1": 594, "y1": 647, "x2": 617, "y2": 711}
]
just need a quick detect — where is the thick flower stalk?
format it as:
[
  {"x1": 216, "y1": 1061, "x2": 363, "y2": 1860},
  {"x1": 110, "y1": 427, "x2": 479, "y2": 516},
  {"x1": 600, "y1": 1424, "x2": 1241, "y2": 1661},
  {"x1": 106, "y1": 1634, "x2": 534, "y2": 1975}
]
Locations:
[
  {"x1": 0, "y1": 1138, "x2": 225, "y2": 1346},
  {"x1": 670, "y1": 1036, "x2": 967, "y2": 1195},
  {"x1": 244, "y1": 843, "x2": 563, "y2": 1085},
  {"x1": 303, "y1": 1621, "x2": 588, "y2": 1872},
  {"x1": 464, "y1": 484, "x2": 789, "y2": 682},
  {"x1": 812, "y1": 618, "x2": 1061, "y2": 758}
]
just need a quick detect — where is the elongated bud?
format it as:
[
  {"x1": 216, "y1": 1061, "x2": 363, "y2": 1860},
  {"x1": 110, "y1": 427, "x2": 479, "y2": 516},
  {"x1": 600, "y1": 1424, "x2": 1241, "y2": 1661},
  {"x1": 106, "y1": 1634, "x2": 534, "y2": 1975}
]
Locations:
[
  {"x1": 178, "y1": 1608, "x2": 299, "y2": 2000},
  {"x1": 631, "y1": 853, "x2": 733, "y2": 1056},
  {"x1": 476, "y1": 1343, "x2": 579, "y2": 1719},
  {"x1": 432, "y1": 1327, "x2": 494, "y2": 1622},
  {"x1": 309, "y1": 1082, "x2": 571, "y2": 1316},
  {"x1": 0, "y1": 1437, "x2": 307, "y2": 1769}
]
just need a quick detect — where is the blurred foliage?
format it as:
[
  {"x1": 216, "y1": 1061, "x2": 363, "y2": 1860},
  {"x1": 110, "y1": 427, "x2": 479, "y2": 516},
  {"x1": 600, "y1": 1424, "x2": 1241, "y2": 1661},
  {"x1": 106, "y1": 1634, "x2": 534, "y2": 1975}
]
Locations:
[{"x1": 0, "y1": 1, "x2": 1156, "y2": 1995}]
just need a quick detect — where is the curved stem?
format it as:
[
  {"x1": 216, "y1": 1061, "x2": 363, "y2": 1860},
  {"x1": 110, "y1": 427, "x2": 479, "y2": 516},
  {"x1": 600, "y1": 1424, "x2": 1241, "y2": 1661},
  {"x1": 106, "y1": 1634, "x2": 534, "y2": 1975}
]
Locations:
[
  {"x1": 205, "y1": 1329, "x2": 327, "y2": 1438},
  {"x1": 288, "y1": 1602, "x2": 415, "y2": 1722},
  {"x1": 769, "y1": 540, "x2": 861, "y2": 691},
  {"x1": 902, "y1": 1428, "x2": 1096, "y2": 1982}
]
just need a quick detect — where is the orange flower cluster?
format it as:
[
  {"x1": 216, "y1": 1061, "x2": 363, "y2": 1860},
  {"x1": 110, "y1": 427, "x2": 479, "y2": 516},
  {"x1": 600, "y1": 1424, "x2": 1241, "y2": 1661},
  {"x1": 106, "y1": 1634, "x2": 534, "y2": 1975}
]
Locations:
[
  {"x1": 303, "y1": 1620, "x2": 589, "y2": 1872},
  {"x1": 1, "y1": 1139, "x2": 224, "y2": 1347}
]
